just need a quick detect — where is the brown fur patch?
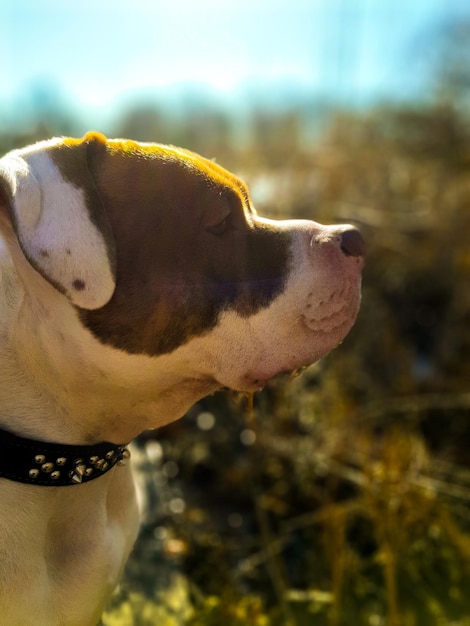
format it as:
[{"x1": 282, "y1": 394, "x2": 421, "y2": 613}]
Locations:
[{"x1": 55, "y1": 135, "x2": 292, "y2": 356}]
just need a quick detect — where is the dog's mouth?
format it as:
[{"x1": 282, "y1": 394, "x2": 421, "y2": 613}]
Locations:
[
  {"x1": 210, "y1": 271, "x2": 362, "y2": 395},
  {"x1": 256, "y1": 366, "x2": 309, "y2": 388},
  {"x1": 239, "y1": 366, "x2": 309, "y2": 392},
  {"x1": 236, "y1": 308, "x2": 358, "y2": 393}
]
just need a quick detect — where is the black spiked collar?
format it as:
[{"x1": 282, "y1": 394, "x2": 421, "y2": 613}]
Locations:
[{"x1": 0, "y1": 426, "x2": 130, "y2": 487}]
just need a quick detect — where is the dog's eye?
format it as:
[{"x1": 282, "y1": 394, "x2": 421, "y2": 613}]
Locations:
[{"x1": 207, "y1": 216, "x2": 229, "y2": 236}]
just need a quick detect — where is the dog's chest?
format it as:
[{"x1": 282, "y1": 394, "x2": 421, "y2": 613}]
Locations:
[{"x1": 0, "y1": 471, "x2": 139, "y2": 625}]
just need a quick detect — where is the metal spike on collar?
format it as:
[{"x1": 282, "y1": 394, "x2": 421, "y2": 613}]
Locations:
[
  {"x1": 117, "y1": 447, "x2": 131, "y2": 466},
  {"x1": 70, "y1": 471, "x2": 82, "y2": 484},
  {"x1": 70, "y1": 462, "x2": 86, "y2": 484}
]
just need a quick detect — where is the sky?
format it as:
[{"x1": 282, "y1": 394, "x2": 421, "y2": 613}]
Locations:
[{"x1": 1, "y1": 0, "x2": 469, "y2": 122}]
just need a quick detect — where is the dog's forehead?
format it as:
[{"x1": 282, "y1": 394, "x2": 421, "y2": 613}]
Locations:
[
  {"x1": 55, "y1": 133, "x2": 252, "y2": 209},
  {"x1": 108, "y1": 138, "x2": 248, "y2": 192}
]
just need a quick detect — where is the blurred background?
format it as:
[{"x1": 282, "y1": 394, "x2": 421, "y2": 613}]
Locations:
[{"x1": 2, "y1": 1, "x2": 470, "y2": 624}]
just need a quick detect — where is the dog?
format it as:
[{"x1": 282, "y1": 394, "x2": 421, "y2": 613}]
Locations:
[{"x1": 0, "y1": 131, "x2": 364, "y2": 625}]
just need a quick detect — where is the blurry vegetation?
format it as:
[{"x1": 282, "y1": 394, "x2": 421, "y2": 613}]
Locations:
[
  {"x1": 104, "y1": 102, "x2": 470, "y2": 624},
  {"x1": 3, "y1": 26, "x2": 470, "y2": 626}
]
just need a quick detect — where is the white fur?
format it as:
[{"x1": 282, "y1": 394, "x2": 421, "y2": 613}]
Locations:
[{"x1": 0, "y1": 148, "x2": 115, "y2": 310}]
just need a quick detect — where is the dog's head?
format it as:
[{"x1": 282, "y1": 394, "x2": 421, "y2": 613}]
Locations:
[{"x1": 0, "y1": 132, "x2": 363, "y2": 431}]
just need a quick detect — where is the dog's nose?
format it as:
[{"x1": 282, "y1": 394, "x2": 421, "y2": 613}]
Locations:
[{"x1": 339, "y1": 227, "x2": 365, "y2": 258}]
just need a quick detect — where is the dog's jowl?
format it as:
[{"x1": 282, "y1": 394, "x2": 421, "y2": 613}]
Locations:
[{"x1": 0, "y1": 132, "x2": 364, "y2": 625}]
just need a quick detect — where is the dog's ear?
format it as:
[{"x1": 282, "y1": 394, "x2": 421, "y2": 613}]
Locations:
[{"x1": 0, "y1": 133, "x2": 116, "y2": 310}]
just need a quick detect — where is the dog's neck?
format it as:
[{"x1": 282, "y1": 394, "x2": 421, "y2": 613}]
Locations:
[
  {"x1": 0, "y1": 334, "x2": 217, "y2": 446},
  {"x1": 0, "y1": 252, "x2": 219, "y2": 446}
]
